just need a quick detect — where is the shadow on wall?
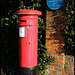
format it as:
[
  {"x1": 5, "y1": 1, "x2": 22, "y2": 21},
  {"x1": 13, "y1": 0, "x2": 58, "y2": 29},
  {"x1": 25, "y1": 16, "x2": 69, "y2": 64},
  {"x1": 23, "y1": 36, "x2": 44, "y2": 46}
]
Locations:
[{"x1": 46, "y1": 7, "x2": 65, "y2": 55}]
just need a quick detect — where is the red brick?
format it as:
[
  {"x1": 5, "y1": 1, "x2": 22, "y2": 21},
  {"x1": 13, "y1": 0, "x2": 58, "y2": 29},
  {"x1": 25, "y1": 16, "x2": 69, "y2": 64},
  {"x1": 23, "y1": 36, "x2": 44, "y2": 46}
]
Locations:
[
  {"x1": 59, "y1": 57, "x2": 64, "y2": 61},
  {"x1": 46, "y1": 10, "x2": 49, "y2": 14},
  {"x1": 49, "y1": 44, "x2": 54, "y2": 47},
  {"x1": 59, "y1": 49, "x2": 64, "y2": 53},
  {"x1": 55, "y1": 56, "x2": 59, "y2": 60},
  {"x1": 46, "y1": 36, "x2": 55, "y2": 40},
  {"x1": 65, "y1": 70, "x2": 74, "y2": 74},
  {"x1": 49, "y1": 17, "x2": 54, "y2": 22},
  {"x1": 46, "y1": 46, "x2": 50, "y2": 50},
  {"x1": 65, "y1": 57, "x2": 71, "y2": 61},
  {"x1": 50, "y1": 70, "x2": 58, "y2": 75},
  {"x1": 50, "y1": 48, "x2": 59, "y2": 51},
  {"x1": 49, "y1": 26, "x2": 55, "y2": 29},
  {"x1": 47, "y1": 50, "x2": 50, "y2": 55},
  {"x1": 46, "y1": 16, "x2": 49, "y2": 21},
  {"x1": 66, "y1": 61, "x2": 69, "y2": 65},
  {"x1": 47, "y1": 13, "x2": 53, "y2": 17},
  {"x1": 59, "y1": 64, "x2": 64, "y2": 68},
  {"x1": 65, "y1": 66, "x2": 74, "y2": 71},
  {"x1": 55, "y1": 67, "x2": 64, "y2": 72},
  {"x1": 45, "y1": 43, "x2": 48, "y2": 46},
  {"x1": 59, "y1": 73, "x2": 68, "y2": 75},
  {"x1": 55, "y1": 44, "x2": 64, "y2": 48},
  {"x1": 57, "y1": 12, "x2": 66, "y2": 16},
  {"x1": 50, "y1": 33, "x2": 62, "y2": 36},
  {"x1": 55, "y1": 25, "x2": 60, "y2": 30},
  {"x1": 60, "y1": 16, "x2": 65, "y2": 22},
  {"x1": 49, "y1": 52, "x2": 54, "y2": 56},
  {"x1": 60, "y1": 41, "x2": 65, "y2": 44},
  {"x1": 50, "y1": 40, "x2": 59, "y2": 44},
  {"x1": 47, "y1": 51, "x2": 54, "y2": 56},
  {"x1": 50, "y1": 63, "x2": 58, "y2": 67},
  {"x1": 47, "y1": 65, "x2": 54, "y2": 70},
  {"x1": 46, "y1": 32, "x2": 49, "y2": 36},
  {"x1": 46, "y1": 73, "x2": 51, "y2": 75},
  {"x1": 55, "y1": 37, "x2": 65, "y2": 41},
  {"x1": 55, "y1": 30, "x2": 60, "y2": 33},
  {"x1": 55, "y1": 60, "x2": 58, "y2": 63},
  {"x1": 46, "y1": 25, "x2": 50, "y2": 28},
  {"x1": 46, "y1": 43, "x2": 54, "y2": 47},
  {"x1": 70, "y1": 62, "x2": 74, "y2": 66},
  {"x1": 45, "y1": 36, "x2": 50, "y2": 38},
  {"x1": 55, "y1": 53, "x2": 64, "y2": 57},
  {"x1": 46, "y1": 30, "x2": 49, "y2": 32},
  {"x1": 55, "y1": 60, "x2": 64, "y2": 65},
  {"x1": 55, "y1": 53, "x2": 62, "y2": 56},
  {"x1": 50, "y1": 40, "x2": 64, "y2": 44},
  {"x1": 49, "y1": 29, "x2": 55, "y2": 32},
  {"x1": 46, "y1": 40, "x2": 49, "y2": 43}
]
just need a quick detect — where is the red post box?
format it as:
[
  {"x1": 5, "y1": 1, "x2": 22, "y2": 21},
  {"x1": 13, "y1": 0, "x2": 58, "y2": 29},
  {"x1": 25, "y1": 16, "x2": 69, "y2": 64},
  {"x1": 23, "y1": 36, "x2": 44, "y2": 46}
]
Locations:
[{"x1": 17, "y1": 9, "x2": 42, "y2": 75}]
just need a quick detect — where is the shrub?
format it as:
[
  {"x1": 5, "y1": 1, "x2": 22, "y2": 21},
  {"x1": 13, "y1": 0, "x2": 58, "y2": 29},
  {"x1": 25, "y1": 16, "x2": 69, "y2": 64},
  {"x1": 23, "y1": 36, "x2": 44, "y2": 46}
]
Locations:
[{"x1": 65, "y1": 0, "x2": 74, "y2": 55}]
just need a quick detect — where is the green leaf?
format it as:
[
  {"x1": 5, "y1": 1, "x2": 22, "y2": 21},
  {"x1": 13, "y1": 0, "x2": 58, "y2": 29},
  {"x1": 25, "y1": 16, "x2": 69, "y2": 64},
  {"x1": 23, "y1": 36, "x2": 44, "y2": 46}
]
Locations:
[
  {"x1": 5, "y1": 18, "x2": 9, "y2": 20},
  {"x1": 71, "y1": 11, "x2": 74, "y2": 14}
]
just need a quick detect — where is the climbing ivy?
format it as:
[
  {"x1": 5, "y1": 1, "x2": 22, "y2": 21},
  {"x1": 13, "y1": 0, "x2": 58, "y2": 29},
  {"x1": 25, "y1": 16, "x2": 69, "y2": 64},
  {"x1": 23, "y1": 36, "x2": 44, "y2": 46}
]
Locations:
[{"x1": 65, "y1": 0, "x2": 74, "y2": 55}]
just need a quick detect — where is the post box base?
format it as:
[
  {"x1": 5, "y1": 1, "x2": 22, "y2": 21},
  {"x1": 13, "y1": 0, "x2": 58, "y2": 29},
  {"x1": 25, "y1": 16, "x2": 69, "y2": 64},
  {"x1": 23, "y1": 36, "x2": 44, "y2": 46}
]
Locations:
[{"x1": 20, "y1": 66, "x2": 38, "y2": 75}]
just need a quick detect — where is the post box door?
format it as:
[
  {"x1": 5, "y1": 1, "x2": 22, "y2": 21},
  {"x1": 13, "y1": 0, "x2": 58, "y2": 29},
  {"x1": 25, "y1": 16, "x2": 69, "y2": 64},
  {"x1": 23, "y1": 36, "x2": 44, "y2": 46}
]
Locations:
[{"x1": 20, "y1": 25, "x2": 38, "y2": 67}]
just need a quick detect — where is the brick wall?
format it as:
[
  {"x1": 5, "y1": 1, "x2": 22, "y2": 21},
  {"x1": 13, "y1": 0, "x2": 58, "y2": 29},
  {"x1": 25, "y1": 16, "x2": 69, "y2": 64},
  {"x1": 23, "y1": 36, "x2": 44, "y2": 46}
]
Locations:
[
  {"x1": 64, "y1": 55, "x2": 74, "y2": 75},
  {"x1": 45, "y1": 8, "x2": 74, "y2": 75}
]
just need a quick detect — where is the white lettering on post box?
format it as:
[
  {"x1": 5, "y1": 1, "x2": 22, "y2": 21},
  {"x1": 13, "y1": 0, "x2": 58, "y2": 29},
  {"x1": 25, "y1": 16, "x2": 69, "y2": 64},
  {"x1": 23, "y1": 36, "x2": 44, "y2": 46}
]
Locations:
[{"x1": 19, "y1": 27, "x2": 25, "y2": 37}]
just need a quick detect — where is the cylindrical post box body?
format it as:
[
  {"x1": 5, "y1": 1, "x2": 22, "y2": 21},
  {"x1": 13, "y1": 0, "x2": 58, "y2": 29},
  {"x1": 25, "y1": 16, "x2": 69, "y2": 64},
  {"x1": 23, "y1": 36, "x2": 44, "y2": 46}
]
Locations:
[{"x1": 17, "y1": 9, "x2": 42, "y2": 75}]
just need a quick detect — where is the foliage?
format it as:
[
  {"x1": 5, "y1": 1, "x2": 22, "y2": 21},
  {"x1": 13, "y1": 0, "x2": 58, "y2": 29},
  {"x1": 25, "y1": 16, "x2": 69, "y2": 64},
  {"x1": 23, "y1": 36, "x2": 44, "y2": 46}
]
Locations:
[
  {"x1": 65, "y1": 0, "x2": 74, "y2": 55},
  {"x1": 1, "y1": 11, "x2": 19, "y2": 75},
  {"x1": 38, "y1": 18, "x2": 55, "y2": 74},
  {"x1": 1, "y1": 0, "x2": 55, "y2": 75}
]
